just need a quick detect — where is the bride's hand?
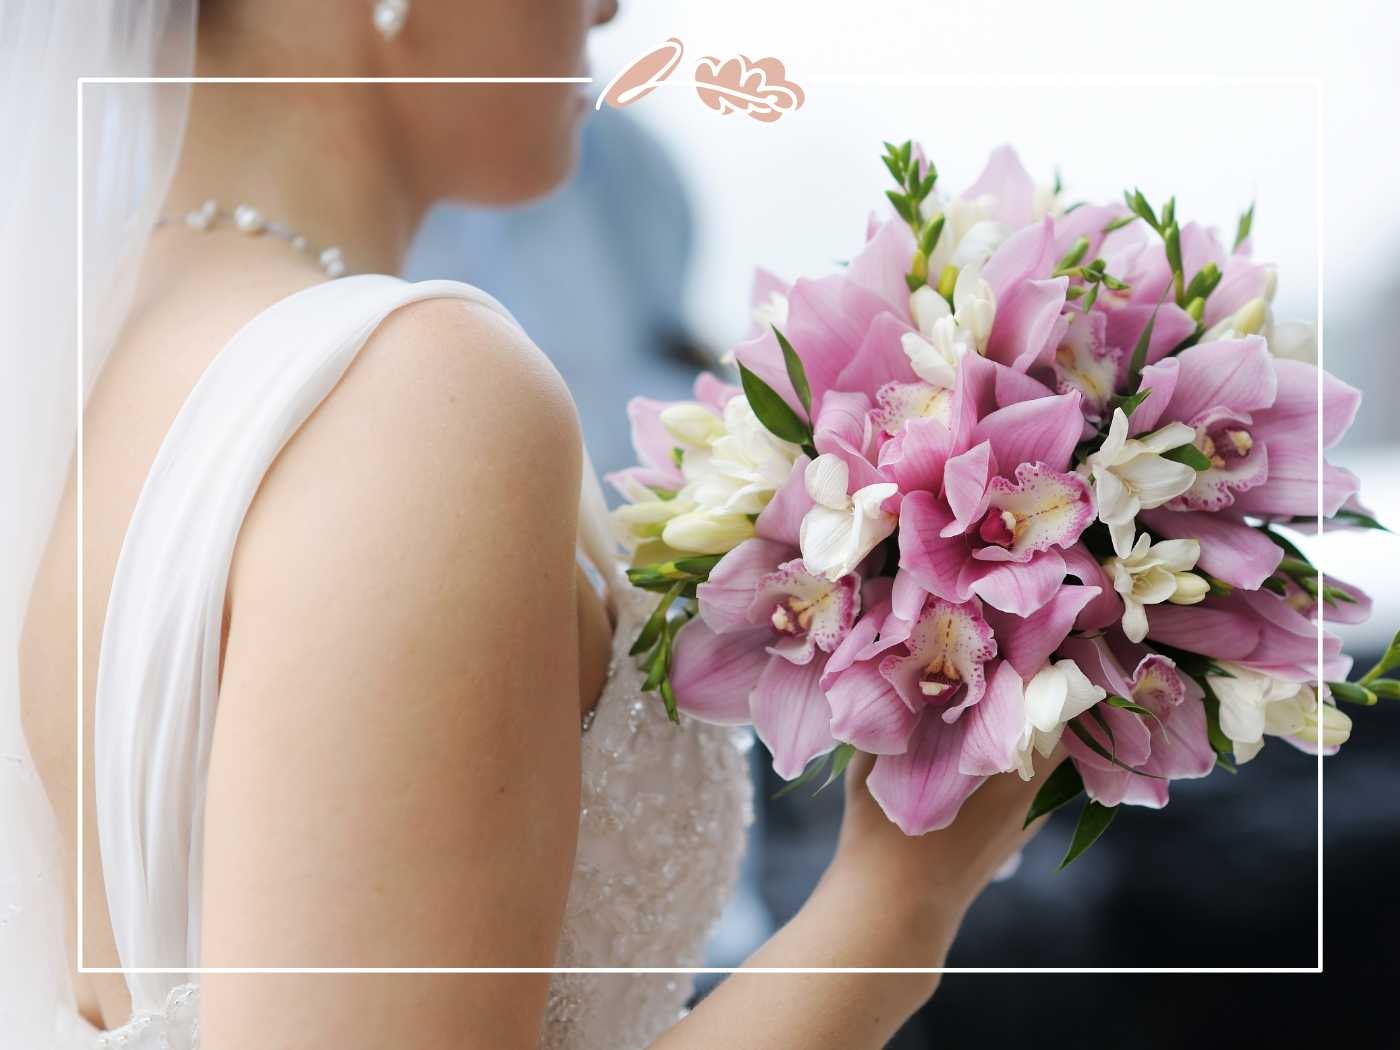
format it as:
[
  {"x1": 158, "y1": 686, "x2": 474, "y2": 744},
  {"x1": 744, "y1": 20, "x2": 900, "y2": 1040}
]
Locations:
[
  {"x1": 821, "y1": 748, "x2": 1060, "y2": 964},
  {"x1": 655, "y1": 749, "x2": 1062, "y2": 1050}
]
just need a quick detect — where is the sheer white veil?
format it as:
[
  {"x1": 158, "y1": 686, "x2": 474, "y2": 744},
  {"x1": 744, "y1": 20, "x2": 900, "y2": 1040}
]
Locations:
[{"x1": 1, "y1": 0, "x2": 195, "y2": 1040}]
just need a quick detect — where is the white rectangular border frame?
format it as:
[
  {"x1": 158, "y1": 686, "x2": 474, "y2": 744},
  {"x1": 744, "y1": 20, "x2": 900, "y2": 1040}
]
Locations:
[{"x1": 76, "y1": 72, "x2": 1327, "y2": 976}]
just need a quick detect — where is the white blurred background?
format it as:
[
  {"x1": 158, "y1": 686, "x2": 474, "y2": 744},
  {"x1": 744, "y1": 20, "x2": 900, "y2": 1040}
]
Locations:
[{"x1": 582, "y1": 0, "x2": 1400, "y2": 653}]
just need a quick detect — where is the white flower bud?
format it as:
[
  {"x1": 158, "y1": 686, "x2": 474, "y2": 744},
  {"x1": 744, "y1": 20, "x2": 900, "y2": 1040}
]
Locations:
[
  {"x1": 1231, "y1": 297, "x2": 1270, "y2": 336},
  {"x1": 1307, "y1": 699, "x2": 1353, "y2": 749},
  {"x1": 660, "y1": 404, "x2": 724, "y2": 448},
  {"x1": 662, "y1": 510, "x2": 755, "y2": 555},
  {"x1": 1168, "y1": 571, "x2": 1210, "y2": 605},
  {"x1": 610, "y1": 497, "x2": 694, "y2": 550}
]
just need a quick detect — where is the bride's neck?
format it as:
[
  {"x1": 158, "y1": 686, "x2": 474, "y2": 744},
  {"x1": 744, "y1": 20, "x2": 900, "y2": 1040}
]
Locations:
[{"x1": 165, "y1": 83, "x2": 419, "y2": 276}]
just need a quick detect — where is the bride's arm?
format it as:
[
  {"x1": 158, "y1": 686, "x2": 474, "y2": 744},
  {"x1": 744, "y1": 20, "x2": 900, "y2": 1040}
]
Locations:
[
  {"x1": 198, "y1": 300, "x2": 585, "y2": 1050},
  {"x1": 650, "y1": 754, "x2": 1052, "y2": 1050}
]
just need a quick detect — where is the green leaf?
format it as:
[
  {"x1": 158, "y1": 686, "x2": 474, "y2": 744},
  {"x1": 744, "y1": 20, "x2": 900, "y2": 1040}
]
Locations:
[
  {"x1": 738, "y1": 362, "x2": 814, "y2": 447},
  {"x1": 671, "y1": 553, "x2": 725, "y2": 577},
  {"x1": 1067, "y1": 720, "x2": 1164, "y2": 779},
  {"x1": 630, "y1": 582, "x2": 682, "y2": 656},
  {"x1": 1256, "y1": 524, "x2": 1311, "y2": 564},
  {"x1": 1161, "y1": 442, "x2": 1212, "y2": 471},
  {"x1": 1367, "y1": 678, "x2": 1400, "y2": 700},
  {"x1": 1260, "y1": 575, "x2": 1288, "y2": 596},
  {"x1": 885, "y1": 189, "x2": 913, "y2": 223},
  {"x1": 1234, "y1": 201, "x2": 1255, "y2": 251},
  {"x1": 641, "y1": 619, "x2": 674, "y2": 690},
  {"x1": 1058, "y1": 799, "x2": 1117, "y2": 870},
  {"x1": 919, "y1": 213, "x2": 946, "y2": 257},
  {"x1": 1164, "y1": 222, "x2": 1184, "y2": 293},
  {"x1": 1023, "y1": 759, "x2": 1084, "y2": 828},
  {"x1": 1123, "y1": 188, "x2": 1159, "y2": 231},
  {"x1": 1088, "y1": 706, "x2": 1116, "y2": 748},
  {"x1": 1080, "y1": 282, "x2": 1101, "y2": 313},
  {"x1": 1160, "y1": 196, "x2": 1176, "y2": 229},
  {"x1": 1054, "y1": 236, "x2": 1091, "y2": 273},
  {"x1": 1105, "y1": 694, "x2": 1160, "y2": 723},
  {"x1": 1278, "y1": 556, "x2": 1317, "y2": 578},
  {"x1": 658, "y1": 677, "x2": 680, "y2": 724},
  {"x1": 1288, "y1": 509, "x2": 1391, "y2": 533},
  {"x1": 881, "y1": 152, "x2": 903, "y2": 185},
  {"x1": 1102, "y1": 213, "x2": 1138, "y2": 234},
  {"x1": 772, "y1": 750, "x2": 834, "y2": 799},
  {"x1": 772, "y1": 326, "x2": 813, "y2": 419},
  {"x1": 1200, "y1": 683, "x2": 1237, "y2": 767},
  {"x1": 1182, "y1": 262, "x2": 1223, "y2": 304},
  {"x1": 1360, "y1": 628, "x2": 1400, "y2": 685},
  {"x1": 818, "y1": 743, "x2": 858, "y2": 793},
  {"x1": 1126, "y1": 290, "x2": 1168, "y2": 390},
  {"x1": 1327, "y1": 680, "x2": 1377, "y2": 706},
  {"x1": 1112, "y1": 387, "x2": 1153, "y2": 418},
  {"x1": 1322, "y1": 586, "x2": 1357, "y2": 606}
]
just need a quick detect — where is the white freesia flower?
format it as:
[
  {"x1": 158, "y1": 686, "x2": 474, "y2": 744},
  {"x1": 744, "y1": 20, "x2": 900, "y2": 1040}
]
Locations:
[
  {"x1": 1265, "y1": 685, "x2": 1352, "y2": 752},
  {"x1": 1105, "y1": 534, "x2": 1203, "y2": 644},
  {"x1": 1084, "y1": 408, "x2": 1198, "y2": 556},
  {"x1": 1207, "y1": 666, "x2": 1349, "y2": 764},
  {"x1": 900, "y1": 286, "x2": 966, "y2": 388},
  {"x1": 660, "y1": 403, "x2": 726, "y2": 447},
  {"x1": 1013, "y1": 660, "x2": 1107, "y2": 780},
  {"x1": 612, "y1": 395, "x2": 799, "y2": 557},
  {"x1": 924, "y1": 193, "x2": 1008, "y2": 274},
  {"x1": 1202, "y1": 295, "x2": 1270, "y2": 343},
  {"x1": 661, "y1": 509, "x2": 756, "y2": 555},
  {"x1": 609, "y1": 471, "x2": 695, "y2": 553},
  {"x1": 952, "y1": 261, "x2": 996, "y2": 354},
  {"x1": 799, "y1": 454, "x2": 898, "y2": 580},
  {"x1": 680, "y1": 396, "x2": 801, "y2": 518}
]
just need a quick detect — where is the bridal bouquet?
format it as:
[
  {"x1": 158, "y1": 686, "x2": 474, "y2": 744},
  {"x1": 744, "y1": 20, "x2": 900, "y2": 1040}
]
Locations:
[{"x1": 608, "y1": 142, "x2": 1396, "y2": 865}]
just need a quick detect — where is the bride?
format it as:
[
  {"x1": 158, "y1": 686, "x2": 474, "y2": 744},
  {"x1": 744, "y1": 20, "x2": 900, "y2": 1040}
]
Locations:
[{"x1": 3, "y1": 1, "x2": 1050, "y2": 1047}]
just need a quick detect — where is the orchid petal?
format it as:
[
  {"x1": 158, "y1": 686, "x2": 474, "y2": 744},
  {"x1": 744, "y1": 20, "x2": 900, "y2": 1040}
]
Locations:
[
  {"x1": 698, "y1": 538, "x2": 794, "y2": 634},
  {"x1": 972, "y1": 391, "x2": 1083, "y2": 474},
  {"x1": 958, "y1": 660, "x2": 1026, "y2": 776},
  {"x1": 670, "y1": 618, "x2": 770, "y2": 725},
  {"x1": 867, "y1": 713, "x2": 985, "y2": 835},
  {"x1": 751, "y1": 656, "x2": 837, "y2": 780},
  {"x1": 826, "y1": 659, "x2": 920, "y2": 755}
]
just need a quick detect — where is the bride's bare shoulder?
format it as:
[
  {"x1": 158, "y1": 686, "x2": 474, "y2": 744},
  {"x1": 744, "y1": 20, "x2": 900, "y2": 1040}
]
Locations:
[
  {"x1": 204, "y1": 290, "x2": 587, "y2": 971},
  {"x1": 233, "y1": 289, "x2": 583, "y2": 586}
]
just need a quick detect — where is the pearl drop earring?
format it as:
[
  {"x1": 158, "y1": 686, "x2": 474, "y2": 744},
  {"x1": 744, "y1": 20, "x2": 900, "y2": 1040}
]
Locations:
[{"x1": 373, "y1": 0, "x2": 409, "y2": 40}]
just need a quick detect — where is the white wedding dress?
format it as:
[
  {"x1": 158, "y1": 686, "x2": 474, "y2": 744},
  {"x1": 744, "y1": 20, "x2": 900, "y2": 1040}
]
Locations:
[{"x1": 43, "y1": 274, "x2": 753, "y2": 1049}]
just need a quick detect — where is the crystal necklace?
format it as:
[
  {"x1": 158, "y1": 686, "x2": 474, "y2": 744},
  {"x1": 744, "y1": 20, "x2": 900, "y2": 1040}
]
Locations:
[{"x1": 155, "y1": 199, "x2": 348, "y2": 278}]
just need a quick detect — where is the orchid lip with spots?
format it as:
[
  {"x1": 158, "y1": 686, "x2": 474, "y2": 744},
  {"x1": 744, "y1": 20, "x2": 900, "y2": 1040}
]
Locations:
[{"x1": 611, "y1": 140, "x2": 1393, "y2": 863}]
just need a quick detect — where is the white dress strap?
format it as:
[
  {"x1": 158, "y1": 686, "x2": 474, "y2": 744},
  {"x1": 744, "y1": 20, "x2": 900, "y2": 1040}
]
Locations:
[{"x1": 93, "y1": 274, "x2": 543, "y2": 1011}]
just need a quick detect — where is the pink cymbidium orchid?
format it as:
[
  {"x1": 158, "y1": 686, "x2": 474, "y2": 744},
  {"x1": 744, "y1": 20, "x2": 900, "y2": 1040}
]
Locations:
[
  {"x1": 668, "y1": 459, "x2": 861, "y2": 779},
  {"x1": 896, "y1": 388, "x2": 1094, "y2": 616},
  {"x1": 1057, "y1": 636, "x2": 1216, "y2": 806},
  {"x1": 821, "y1": 577, "x2": 1104, "y2": 834},
  {"x1": 1128, "y1": 335, "x2": 1362, "y2": 588}
]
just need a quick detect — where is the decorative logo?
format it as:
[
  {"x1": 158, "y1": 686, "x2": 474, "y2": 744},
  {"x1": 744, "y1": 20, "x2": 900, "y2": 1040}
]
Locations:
[{"x1": 597, "y1": 38, "x2": 805, "y2": 124}]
